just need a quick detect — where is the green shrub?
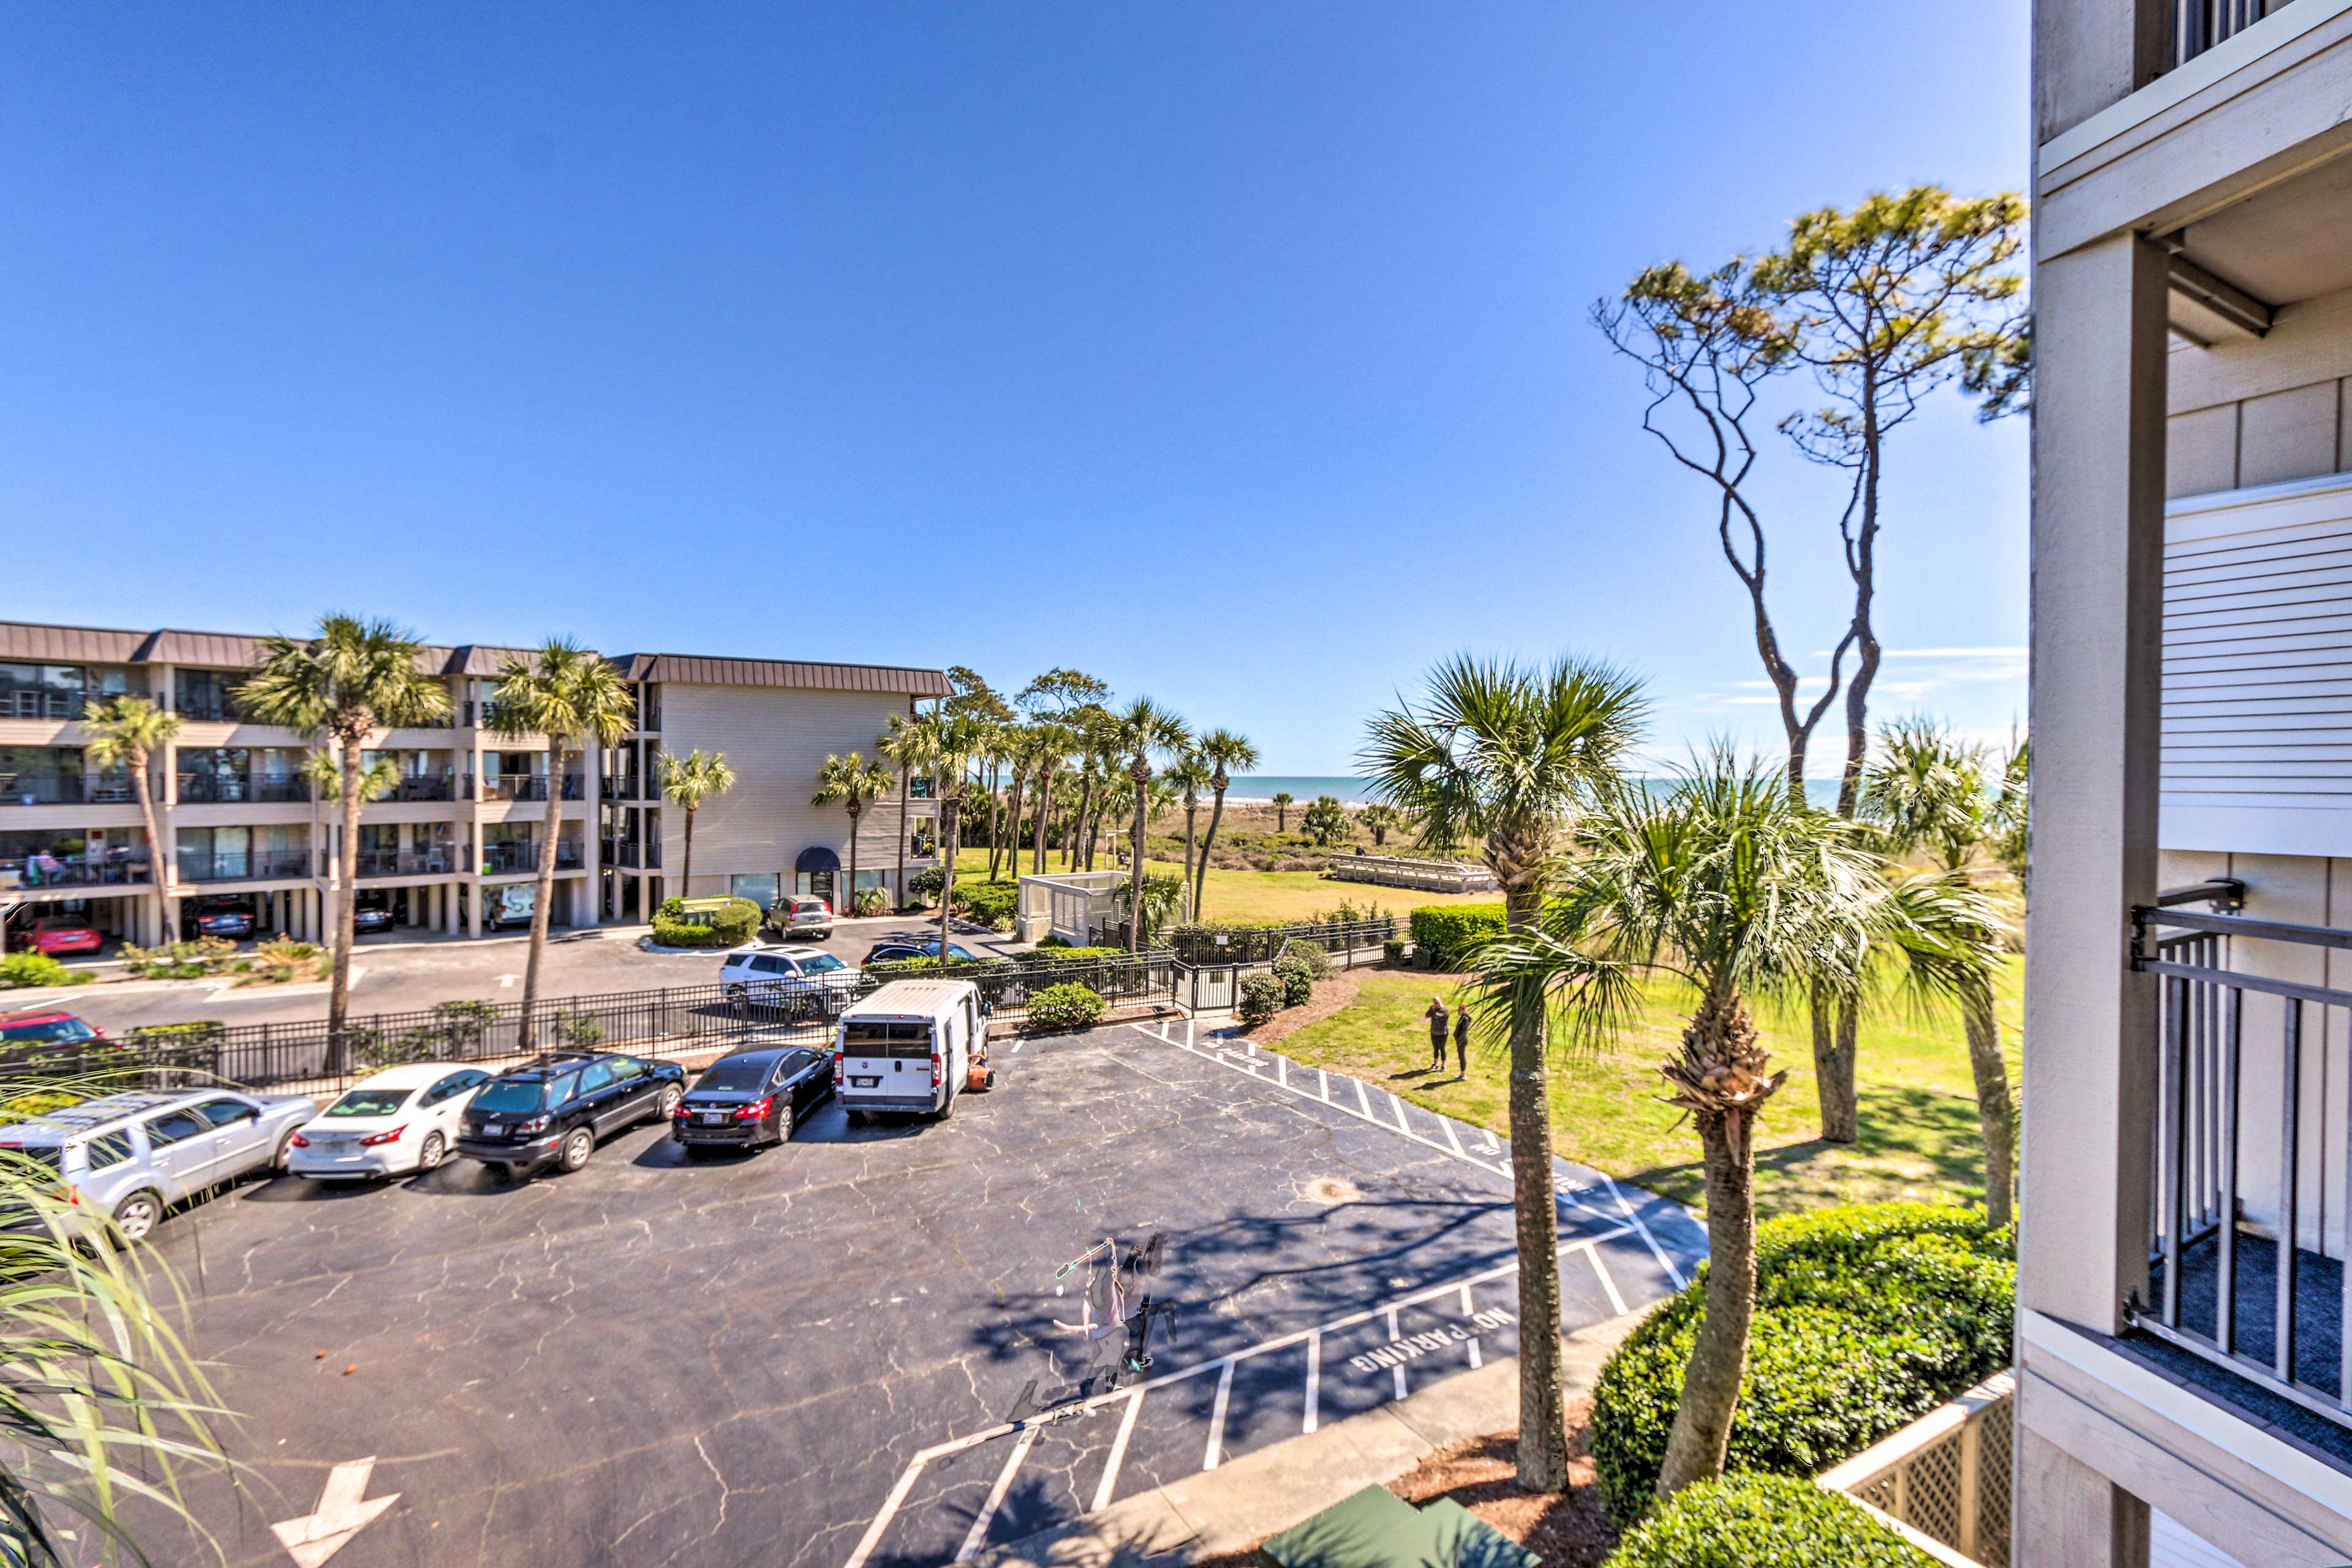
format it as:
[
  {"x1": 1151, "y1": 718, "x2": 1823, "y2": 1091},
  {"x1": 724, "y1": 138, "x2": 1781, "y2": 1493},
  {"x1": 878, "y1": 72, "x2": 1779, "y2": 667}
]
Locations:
[
  {"x1": 854, "y1": 886, "x2": 890, "y2": 916},
  {"x1": 908, "y1": 865, "x2": 946, "y2": 900},
  {"x1": 433, "y1": 1000, "x2": 499, "y2": 1050},
  {"x1": 1408, "y1": 904, "x2": 1506, "y2": 969},
  {"x1": 658, "y1": 895, "x2": 685, "y2": 919},
  {"x1": 864, "y1": 956, "x2": 1014, "y2": 979},
  {"x1": 1602, "y1": 1474, "x2": 1938, "y2": 1568},
  {"x1": 1027, "y1": 982, "x2": 1106, "y2": 1030},
  {"x1": 1281, "y1": 939, "x2": 1332, "y2": 979},
  {"x1": 120, "y1": 937, "x2": 240, "y2": 981},
  {"x1": 1022, "y1": 946, "x2": 1125, "y2": 964},
  {"x1": 0, "y1": 952, "x2": 74, "y2": 990},
  {"x1": 655, "y1": 896, "x2": 761, "y2": 948},
  {"x1": 951, "y1": 880, "x2": 1020, "y2": 929},
  {"x1": 552, "y1": 1011, "x2": 607, "y2": 1048},
  {"x1": 1591, "y1": 1203, "x2": 2014, "y2": 1524},
  {"x1": 1271, "y1": 951, "x2": 1315, "y2": 1006},
  {"x1": 1238, "y1": 971, "x2": 1284, "y2": 1025},
  {"x1": 1382, "y1": 938, "x2": 1408, "y2": 965},
  {"x1": 1035, "y1": 933, "x2": 1071, "y2": 949}
]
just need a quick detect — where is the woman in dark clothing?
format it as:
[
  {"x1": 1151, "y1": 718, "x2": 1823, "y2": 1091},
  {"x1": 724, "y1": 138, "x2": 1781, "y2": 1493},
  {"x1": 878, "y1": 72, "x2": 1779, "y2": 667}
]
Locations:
[
  {"x1": 1424, "y1": 995, "x2": 1449, "y2": 1070},
  {"x1": 1453, "y1": 1005, "x2": 1471, "y2": 1076}
]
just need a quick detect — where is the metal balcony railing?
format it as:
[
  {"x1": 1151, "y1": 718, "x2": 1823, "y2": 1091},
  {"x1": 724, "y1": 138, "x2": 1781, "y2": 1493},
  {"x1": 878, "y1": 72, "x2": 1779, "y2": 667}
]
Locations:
[
  {"x1": 0, "y1": 691, "x2": 88, "y2": 720},
  {"x1": 172, "y1": 698, "x2": 241, "y2": 723},
  {"x1": 477, "y1": 775, "x2": 580, "y2": 802},
  {"x1": 254, "y1": 776, "x2": 309, "y2": 803},
  {"x1": 0, "y1": 775, "x2": 85, "y2": 806},
  {"x1": 2175, "y1": 0, "x2": 2272, "y2": 67},
  {"x1": 176, "y1": 850, "x2": 311, "y2": 883},
  {"x1": 2133, "y1": 902, "x2": 2352, "y2": 1429},
  {"x1": 355, "y1": 849, "x2": 455, "y2": 878},
  {"x1": 385, "y1": 777, "x2": 453, "y2": 802},
  {"x1": 7, "y1": 856, "x2": 151, "y2": 888},
  {"x1": 480, "y1": 840, "x2": 584, "y2": 873},
  {"x1": 176, "y1": 774, "x2": 251, "y2": 804}
]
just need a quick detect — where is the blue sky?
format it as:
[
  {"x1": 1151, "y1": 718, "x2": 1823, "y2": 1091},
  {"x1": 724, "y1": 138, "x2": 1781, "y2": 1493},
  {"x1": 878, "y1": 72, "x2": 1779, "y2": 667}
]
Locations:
[{"x1": 0, "y1": 3, "x2": 2029, "y2": 774}]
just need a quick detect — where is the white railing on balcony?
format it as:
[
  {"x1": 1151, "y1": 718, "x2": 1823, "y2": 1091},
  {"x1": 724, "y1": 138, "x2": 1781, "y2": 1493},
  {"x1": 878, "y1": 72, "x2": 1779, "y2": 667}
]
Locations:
[
  {"x1": 1820, "y1": 1371, "x2": 2015, "y2": 1567},
  {"x1": 2175, "y1": 0, "x2": 2273, "y2": 67}
]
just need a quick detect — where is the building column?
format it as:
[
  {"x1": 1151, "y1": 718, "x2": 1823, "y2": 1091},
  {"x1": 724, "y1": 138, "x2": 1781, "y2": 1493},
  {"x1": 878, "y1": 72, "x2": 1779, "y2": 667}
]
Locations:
[
  {"x1": 2015, "y1": 232, "x2": 2168, "y2": 1568},
  {"x1": 581, "y1": 740, "x2": 603, "y2": 928},
  {"x1": 467, "y1": 880, "x2": 481, "y2": 940}
]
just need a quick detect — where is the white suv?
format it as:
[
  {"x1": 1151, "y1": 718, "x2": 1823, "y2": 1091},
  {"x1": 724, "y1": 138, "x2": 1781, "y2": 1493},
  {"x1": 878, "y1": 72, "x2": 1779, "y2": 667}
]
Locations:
[{"x1": 720, "y1": 945, "x2": 854, "y2": 1017}]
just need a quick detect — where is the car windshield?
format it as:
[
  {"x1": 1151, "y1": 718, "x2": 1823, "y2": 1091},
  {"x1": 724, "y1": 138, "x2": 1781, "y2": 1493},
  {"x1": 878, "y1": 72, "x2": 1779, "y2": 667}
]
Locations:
[
  {"x1": 0, "y1": 1143, "x2": 61, "y2": 1172},
  {"x1": 695, "y1": 1056, "x2": 772, "y2": 1093},
  {"x1": 472, "y1": 1080, "x2": 548, "y2": 1114},
  {"x1": 0, "y1": 1019, "x2": 94, "y2": 1046},
  {"x1": 324, "y1": 1088, "x2": 412, "y2": 1118},
  {"x1": 799, "y1": 954, "x2": 846, "y2": 974}
]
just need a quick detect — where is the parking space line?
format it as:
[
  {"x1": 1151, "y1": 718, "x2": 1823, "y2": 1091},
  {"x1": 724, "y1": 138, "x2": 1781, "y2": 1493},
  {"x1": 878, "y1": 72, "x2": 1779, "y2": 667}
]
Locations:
[
  {"x1": 1479, "y1": 1129, "x2": 1501, "y2": 1153},
  {"x1": 954, "y1": 1426, "x2": 1039, "y2": 1561},
  {"x1": 1303, "y1": 1331, "x2": 1321, "y2": 1433},
  {"x1": 1276, "y1": 1056, "x2": 1289, "y2": 1089},
  {"x1": 1091, "y1": 1389, "x2": 1145, "y2": 1513},
  {"x1": 1204, "y1": 1360, "x2": 1235, "y2": 1470},
  {"x1": 1460, "y1": 1284, "x2": 1483, "y2": 1368},
  {"x1": 1599, "y1": 1171, "x2": 1689, "y2": 1289},
  {"x1": 1385, "y1": 1307, "x2": 1408, "y2": 1399},
  {"x1": 1317, "y1": 1067, "x2": 1330, "y2": 1101},
  {"x1": 1386, "y1": 1090, "x2": 1412, "y2": 1137},
  {"x1": 843, "y1": 1232, "x2": 1629, "y2": 1567},
  {"x1": 1354, "y1": 1077, "x2": 1373, "y2": 1120},
  {"x1": 1439, "y1": 1116, "x2": 1466, "y2": 1159},
  {"x1": 1588, "y1": 1242, "x2": 1629, "y2": 1316}
]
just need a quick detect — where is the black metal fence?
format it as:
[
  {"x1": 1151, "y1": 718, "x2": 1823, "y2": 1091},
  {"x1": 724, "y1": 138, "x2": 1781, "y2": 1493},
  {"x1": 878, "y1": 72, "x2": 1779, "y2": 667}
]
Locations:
[
  {"x1": 1152, "y1": 916, "x2": 1400, "y2": 967},
  {"x1": 1, "y1": 960, "x2": 1181, "y2": 1099}
]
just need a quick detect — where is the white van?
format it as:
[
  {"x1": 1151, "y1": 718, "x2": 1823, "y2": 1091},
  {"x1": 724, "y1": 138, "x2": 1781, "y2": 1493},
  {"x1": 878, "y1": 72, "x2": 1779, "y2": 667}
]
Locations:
[{"x1": 833, "y1": 979, "x2": 986, "y2": 1123}]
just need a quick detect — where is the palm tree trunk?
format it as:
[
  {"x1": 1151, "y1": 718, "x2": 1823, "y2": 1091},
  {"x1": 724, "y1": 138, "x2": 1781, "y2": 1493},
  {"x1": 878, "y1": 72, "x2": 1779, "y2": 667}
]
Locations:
[
  {"x1": 1195, "y1": 785, "x2": 1229, "y2": 919},
  {"x1": 1810, "y1": 987, "x2": 1859, "y2": 1144},
  {"x1": 330, "y1": 735, "x2": 366, "y2": 1057},
  {"x1": 1067, "y1": 775, "x2": 1091, "y2": 873},
  {"x1": 129, "y1": 752, "x2": 175, "y2": 943},
  {"x1": 681, "y1": 806, "x2": 696, "y2": 903},
  {"x1": 1505, "y1": 987, "x2": 1571, "y2": 1490},
  {"x1": 1182, "y1": 803, "x2": 1199, "y2": 911},
  {"x1": 520, "y1": 739, "x2": 562, "y2": 1037},
  {"x1": 894, "y1": 770, "x2": 908, "y2": 908},
  {"x1": 937, "y1": 797, "x2": 961, "y2": 959},
  {"x1": 845, "y1": 801, "x2": 862, "y2": 918},
  {"x1": 1657, "y1": 1104, "x2": 1759, "y2": 1498},
  {"x1": 1127, "y1": 769, "x2": 1148, "y2": 954},
  {"x1": 1961, "y1": 971, "x2": 2016, "y2": 1228},
  {"x1": 1031, "y1": 773, "x2": 1052, "y2": 875}
]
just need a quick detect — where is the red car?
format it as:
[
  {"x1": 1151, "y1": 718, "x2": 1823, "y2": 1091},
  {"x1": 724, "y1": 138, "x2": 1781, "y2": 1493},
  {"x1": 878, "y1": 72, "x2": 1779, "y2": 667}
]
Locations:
[
  {"x1": 0, "y1": 1010, "x2": 105, "y2": 1052},
  {"x1": 13, "y1": 919, "x2": 102, "y2": 958}
]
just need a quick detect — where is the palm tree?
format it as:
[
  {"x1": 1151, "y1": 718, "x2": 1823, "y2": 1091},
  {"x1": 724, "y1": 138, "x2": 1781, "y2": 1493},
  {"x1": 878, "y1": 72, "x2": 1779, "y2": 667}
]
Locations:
[
  {"x1": 1027, "y1": 723, "x2": 1077, "y2": 875},
  {"x1": 984, "y1": 722, "x2": 1022, "y2": 883},
  {"x1": 1359, "y1": 801, "x2": 1400, "y2": 847},
  {"x1": 483, "y1": 639, "x2": 635, "y2": 1026},
  {"x1": 905, "y1": 711, "x2": 988, "y2": 959},
  {"x1": 1270, "y1": 790, "x2": 1294, "y2": 833},
  {"x1": 1860, "y1": 718, "x2": 2019, "y2": 1224},
  {"x1": 658, "y1": 750, "x2": 736, "y2": 907},
  {"x1": 79, "y1": 696, "x2": 183, "y2": 941},
  {"x1": 1191, "y1": 728, "x2": 1259, "y2": 918},
  {"x1": 1361, "y1": 653, "x2": 1646, "y2": 1492},
  {"x1": 1470, "y1": 755, "x2": 1983, "y2": 1499},
  {"x1": 813, "y1": 752, "x2": 893, "y2": 918},
  {"x1": 1112, "y1": 699, "x2": 1190, "y2": 953},
  {"x1": 1166, "y1": 747, "x2": 1213, "y2": 903},
  {"x1": 878, "y1": 715, "x2": 921, "y2": 907},
  {"x1": 236, "y1": 616, "x2": 450, "y2": 1038}
]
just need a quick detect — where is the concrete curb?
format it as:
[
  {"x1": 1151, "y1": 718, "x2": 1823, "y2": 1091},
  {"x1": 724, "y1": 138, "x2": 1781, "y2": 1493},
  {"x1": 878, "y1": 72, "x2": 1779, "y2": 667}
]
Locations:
[{"x1": 973, "y1": 1305, "x2": 1656, "y2": 1567}]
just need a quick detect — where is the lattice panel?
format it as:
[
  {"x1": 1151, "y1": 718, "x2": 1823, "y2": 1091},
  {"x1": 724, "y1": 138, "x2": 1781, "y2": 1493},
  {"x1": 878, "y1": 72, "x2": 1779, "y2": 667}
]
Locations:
[{"x1": 1978, "y1": 1396, "x2": 2013, "y2": 1568}]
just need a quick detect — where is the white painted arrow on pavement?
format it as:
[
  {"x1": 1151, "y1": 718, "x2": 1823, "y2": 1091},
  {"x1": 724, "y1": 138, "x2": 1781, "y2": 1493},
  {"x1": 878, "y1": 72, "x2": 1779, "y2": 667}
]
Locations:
[{"x1": 270, "y1": 1457, "x2": 399, "y2": 1568}]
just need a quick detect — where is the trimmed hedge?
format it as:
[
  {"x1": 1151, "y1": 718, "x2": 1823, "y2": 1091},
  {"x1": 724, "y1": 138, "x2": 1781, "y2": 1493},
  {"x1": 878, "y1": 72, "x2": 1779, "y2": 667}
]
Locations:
[
  {"x1": 1409, "y1": 903, "x2": 1505, "y2": 969},
  {"x1": 951, "y1": 880, "x2": 1020, "y2": 929},
  {"x1": 1027, "y1": 982, "x2": 1106, "y2": 1030},
  {"x1": 1238, "y1": 971, "x2": 1284, "y2": 1025},
  {"x1": 1271, "y1": 951, "x2": 1315, "y2": 1006},
  {"x1": 654, "y1": 896, "x2": 762, "y2": 949},
  {"x1": 0, "y1": 952, "x2": 80, "y2": 990},
  {"x1": 1591, "y1": 1203, "x2": 2014, "y2": 1524},
  {"x1": 1602, "y1": 1474, "x2": 1938, "y2": 1568}
]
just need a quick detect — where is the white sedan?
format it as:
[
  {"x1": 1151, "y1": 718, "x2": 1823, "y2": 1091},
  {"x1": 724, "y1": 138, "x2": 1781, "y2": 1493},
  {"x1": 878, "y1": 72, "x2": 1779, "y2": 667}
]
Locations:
[{"x1": 287, "y1": 1063, "x2": 493, "y2": 1180}]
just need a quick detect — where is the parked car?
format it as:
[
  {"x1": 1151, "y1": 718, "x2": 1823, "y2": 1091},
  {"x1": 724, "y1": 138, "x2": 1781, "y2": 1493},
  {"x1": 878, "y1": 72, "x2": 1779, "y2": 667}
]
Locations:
[
  {"x1": 0, "y1": 1009, "x2": 105, "y2": 1058},
  {"x1": 187, "y1": 898, "x2": 256, "y2": 941},
  {"x1": 11, "y1": 917, "x2": 102, "y2": 957},
  {"x1": 762, "y1": 894, "x2": 833, "y2": 940},
  {"x1": 671, "y1": 1045, "x2": 834, "y2": 1152},
  {"x1": 833, "y1": 979, "x2": 987, "y2": 1124},
  {"x1": 0, "y1": 1088, "x2": 316, "y2": 1243},
  {"x1": 287, "y1": 1063, "x2": 492, "y2": 1180},
  {"x1": 454, "y1": 1050, "x2": 686, "y2": 1180},
  {"x1": 859, "y1": 938, "x2": 985, "y2": 966},
  {"x1": 719, "y1": 946, "x2": 854, "y2": 1016},
  {"x1": 351, "y1": 899, "x2": 396, "y2": 935}
]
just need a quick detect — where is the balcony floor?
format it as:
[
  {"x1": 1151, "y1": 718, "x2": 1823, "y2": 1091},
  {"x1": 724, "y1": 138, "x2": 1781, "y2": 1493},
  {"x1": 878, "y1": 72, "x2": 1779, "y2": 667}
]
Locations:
[{"x1": 2143, "y1": 1229, "x2": 2352, "y2": 1460}]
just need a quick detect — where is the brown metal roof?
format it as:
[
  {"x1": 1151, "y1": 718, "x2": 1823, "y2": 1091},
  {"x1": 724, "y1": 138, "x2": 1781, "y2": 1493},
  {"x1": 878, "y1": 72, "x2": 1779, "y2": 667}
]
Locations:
[
  {"x1": 0, "y1": 620, "x2": 949, "y2": 694},
  {"x1": 609, "y1": 653, "x2": 952, "y2": 696}
]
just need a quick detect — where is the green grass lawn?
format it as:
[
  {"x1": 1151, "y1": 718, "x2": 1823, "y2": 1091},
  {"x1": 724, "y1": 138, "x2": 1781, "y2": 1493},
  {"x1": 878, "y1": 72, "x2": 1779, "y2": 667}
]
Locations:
[
  {"x1": 1272, "y1": 959, "x2": 2022, "y2": 1223},
  {"x1": 952, "y1": 848, "x2": 1496, "y2": 925}
]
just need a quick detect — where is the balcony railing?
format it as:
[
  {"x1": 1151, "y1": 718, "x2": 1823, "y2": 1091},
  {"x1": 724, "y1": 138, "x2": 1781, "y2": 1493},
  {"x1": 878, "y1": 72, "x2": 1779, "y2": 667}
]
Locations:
[
  {"x1": 608, "y1": 842, "x2": 658, "y2": 869},
  {"x1": 255, "y1": 775, "x2": 309, "y2": 803},
  {"x1": 480, "y1": 841, "x2": 584, "y2": 873},
  {"x1": 385, "y1": 777, "x2": 453, "y2": 802},
  {"x1": 0, "y1": 775, "x2": 85, "y2": 806},
  {"x1": 176, "y1": 850, "x2": 311, "y2": 883},
  {"x1": 601, "y1": 777, "x2": 640, "y2": 801},
  {"x1": 355, "y1": 848, "x2": 455, "y2": 878},
  {"x1": 6, "y1": 856, "x2": 151, "y2": 889},
  {"x1": 177, "y1": 774, "x2": 251, "y2": 804},
  {"x1": 2134, "y1": 902, "x2": 2352, "y2": 1430},
  {"x1": 0, "y1": 691, "x2": 88, "y2": 721},
  {"x1": 477, "y1": 775, "x2": 583, "y2": 803},
  {"x1": 2174, "y1": 0, "x2": 2272, "y2": 68}
]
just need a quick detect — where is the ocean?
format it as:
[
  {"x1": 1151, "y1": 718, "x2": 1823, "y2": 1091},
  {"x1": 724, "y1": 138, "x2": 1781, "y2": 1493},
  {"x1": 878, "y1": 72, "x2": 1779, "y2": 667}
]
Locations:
[{"x1": 1228, "y1": 775, "x2": 1847, "y2": 807}]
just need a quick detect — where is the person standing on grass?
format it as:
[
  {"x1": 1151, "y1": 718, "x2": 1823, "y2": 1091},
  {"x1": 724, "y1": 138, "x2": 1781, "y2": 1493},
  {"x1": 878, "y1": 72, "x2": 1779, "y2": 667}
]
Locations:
[
  {"x1": 1454, "y1": 1003, "x2": 1471, "y2": 1077},
  {"x1": 1425, "y1": 995, "x2": 1449, "y2": 1070}
]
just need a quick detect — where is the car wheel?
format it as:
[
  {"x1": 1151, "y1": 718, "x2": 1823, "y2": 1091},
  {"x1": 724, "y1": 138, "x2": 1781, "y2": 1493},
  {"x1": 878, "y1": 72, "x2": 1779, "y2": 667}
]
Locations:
[
  {"x1": 272, "y1": 1129, "x2": 298, "y2": 1170},
  {"x1": 937, "y1": 1089, "x2": 955, "y2": 1121},
  {"x1": 417, "y1": 1132, "x2": 446, "y2": 1172},
  {"x1": 111, "y1": 1191, "x2": 163, "y2": 1245},
  {"x1": 556, "y1": 1126, "x2": 595, "y2": 1173},
  {"x1": 774, "y1": 1104, "x2": 794, "y2": 1145},
  {"x1": 653, "y1": 1084, "x2": 683, "y2": 1123}
]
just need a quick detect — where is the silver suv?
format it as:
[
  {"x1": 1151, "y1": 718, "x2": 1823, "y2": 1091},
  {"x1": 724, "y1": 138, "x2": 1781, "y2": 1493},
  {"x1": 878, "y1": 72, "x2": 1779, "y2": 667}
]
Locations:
[{"x1": 0, "y1": 1088, "x2": 317, "y2": 1242}]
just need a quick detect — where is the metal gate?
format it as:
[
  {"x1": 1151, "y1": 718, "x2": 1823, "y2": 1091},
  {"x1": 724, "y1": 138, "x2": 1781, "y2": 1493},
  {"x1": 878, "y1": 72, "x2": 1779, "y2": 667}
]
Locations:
[{"x1": 1177, "y1": 963, "x2": 1240, "y2": 1013}]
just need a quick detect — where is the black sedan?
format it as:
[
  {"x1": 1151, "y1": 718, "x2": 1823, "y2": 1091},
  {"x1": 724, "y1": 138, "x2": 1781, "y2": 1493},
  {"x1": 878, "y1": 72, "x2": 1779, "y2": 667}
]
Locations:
[
  {"x1": 859, "y1": 938, "x2": 984, "y2": 966},
  {"x1": 671, "y1": 1045, "x2": 834, "y2": 1153},
  {"x1": 351, "y1": 902, "x2": 396, "y2": 934}
]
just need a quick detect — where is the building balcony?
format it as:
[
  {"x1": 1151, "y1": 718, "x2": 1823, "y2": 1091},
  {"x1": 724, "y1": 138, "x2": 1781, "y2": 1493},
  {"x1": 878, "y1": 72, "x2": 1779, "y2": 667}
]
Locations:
[
  {"x1": 176, "y1": 773, "x2": 253, "y2": 804},
  {"x1": 475, "y1": 775, "x2": 584, "y2": 804},
  {"x1": 2172, "y1": 0, "x2": 2278, "y2": 71},
  {"x1": 480, "y1": 840, "x2": 583, "y2": 873},
  {"x1": 608, "y1": 842, "x2": 659, "y2": 869},
  {"x1": 5, "y1": 856, "x2": 151, "y2": 889},
  {"x1": 384, "y1": 777, "x2": 453, "y2": 803},
  {"x1": 601, "y1": 777, "x2": 640, "y2": 802},
  {"x1": 355, "y1": 848, "x2": 456, "y2": 878},
  {"x1": 254, "y1": 775, "x2": 309, "y2": 803},
  {"x1": 0, "y1": 775, "x2": 97, "y2": 807},
  {"x1": 0, "y1": 691, "x2": 89, "y2": 722},
  {"x1": 177, "y1": 850, "x2": 311, "y2": 883}
]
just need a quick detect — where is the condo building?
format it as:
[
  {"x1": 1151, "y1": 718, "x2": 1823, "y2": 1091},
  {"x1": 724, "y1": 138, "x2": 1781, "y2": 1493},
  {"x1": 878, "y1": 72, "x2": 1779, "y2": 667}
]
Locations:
[
  {"x1": 2026, "y1": 1, "x2": 2352, "y2": 1564},
  {"x1": 0, "y1": 621, "x2": 947, "y2": 945}
]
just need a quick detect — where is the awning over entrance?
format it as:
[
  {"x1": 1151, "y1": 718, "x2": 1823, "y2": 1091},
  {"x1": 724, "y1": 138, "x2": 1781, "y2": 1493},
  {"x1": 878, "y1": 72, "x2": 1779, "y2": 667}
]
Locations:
[{"x1": 795, "y1": 846, "x2": 841, "y2": 874}]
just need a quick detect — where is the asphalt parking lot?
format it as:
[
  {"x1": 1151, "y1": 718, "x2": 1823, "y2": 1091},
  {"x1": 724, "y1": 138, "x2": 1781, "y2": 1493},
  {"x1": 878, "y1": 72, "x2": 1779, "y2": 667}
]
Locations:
[{"x1": 137, "y1": 1017, "x2": 1703, "y2": 1568}]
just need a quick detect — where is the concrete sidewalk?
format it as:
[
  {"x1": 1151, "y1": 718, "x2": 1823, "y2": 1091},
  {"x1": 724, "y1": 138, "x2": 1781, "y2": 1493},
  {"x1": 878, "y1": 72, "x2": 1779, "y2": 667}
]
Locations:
[{"x1": 974, "y1": 1308, "x2": 1653, "y2": 1568}]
